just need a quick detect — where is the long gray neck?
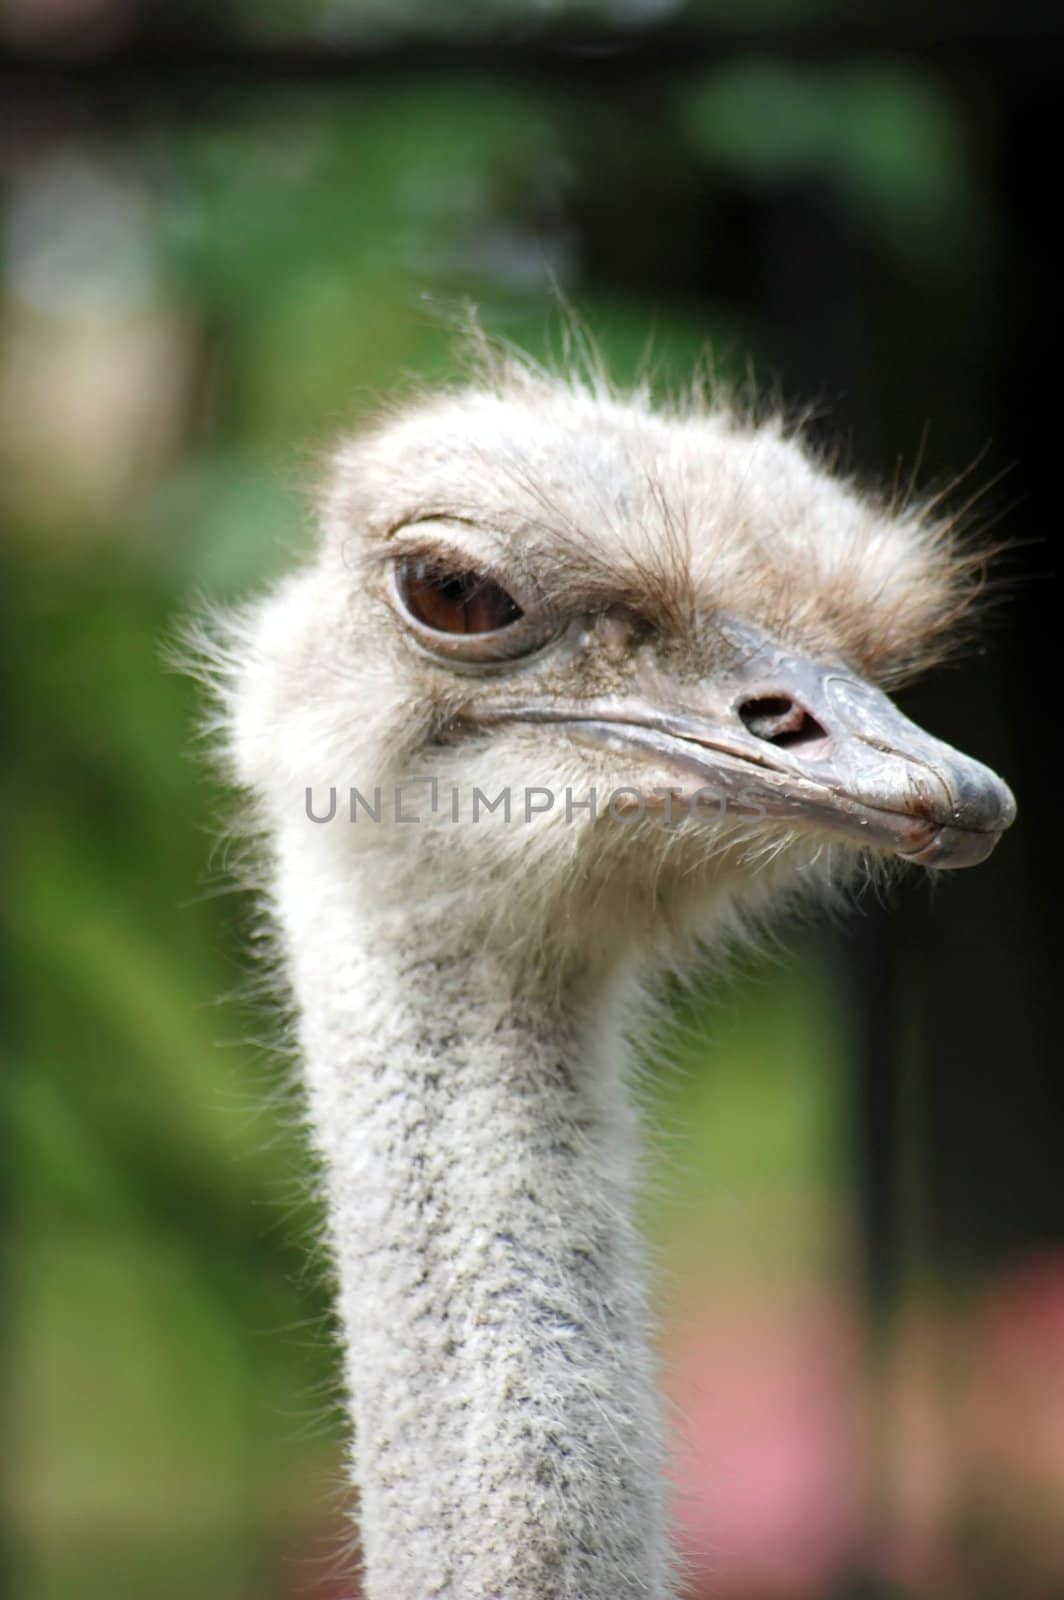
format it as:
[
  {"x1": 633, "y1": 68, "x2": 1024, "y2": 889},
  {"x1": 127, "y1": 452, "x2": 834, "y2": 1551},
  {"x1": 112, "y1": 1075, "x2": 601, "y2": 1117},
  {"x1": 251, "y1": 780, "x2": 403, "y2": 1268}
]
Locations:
[{"x1": 275, "y1": 840, "x2": 674, "y2": 1599}]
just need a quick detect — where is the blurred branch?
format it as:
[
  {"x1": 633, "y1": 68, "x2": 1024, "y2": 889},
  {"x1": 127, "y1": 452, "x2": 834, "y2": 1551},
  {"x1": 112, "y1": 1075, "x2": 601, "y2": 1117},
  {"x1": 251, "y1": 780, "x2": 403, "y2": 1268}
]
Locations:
[{"x1": 3, "y1": 6, "x2": 1064, "y2": 110}]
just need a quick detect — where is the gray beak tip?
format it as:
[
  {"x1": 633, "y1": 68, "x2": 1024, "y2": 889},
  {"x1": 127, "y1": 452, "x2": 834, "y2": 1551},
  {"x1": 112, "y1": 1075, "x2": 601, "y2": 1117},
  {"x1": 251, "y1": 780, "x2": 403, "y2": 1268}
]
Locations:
[{"x1": 900, "y1": 770, "x2": 1017, "y2": 870}]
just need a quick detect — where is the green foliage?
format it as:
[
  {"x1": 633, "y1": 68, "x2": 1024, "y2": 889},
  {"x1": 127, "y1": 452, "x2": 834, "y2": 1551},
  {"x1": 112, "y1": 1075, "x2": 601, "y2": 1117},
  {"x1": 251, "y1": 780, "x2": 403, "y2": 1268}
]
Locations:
[{"x1": 679, "y1": 58, "x2": 984, "y2": 266}]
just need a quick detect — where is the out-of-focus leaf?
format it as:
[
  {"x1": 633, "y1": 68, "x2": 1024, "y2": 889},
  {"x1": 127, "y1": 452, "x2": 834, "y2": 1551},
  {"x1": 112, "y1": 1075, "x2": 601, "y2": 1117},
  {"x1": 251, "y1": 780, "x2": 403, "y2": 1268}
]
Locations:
[{"x1": 678, "y1": 59, "x2": 985, "y2": 266}]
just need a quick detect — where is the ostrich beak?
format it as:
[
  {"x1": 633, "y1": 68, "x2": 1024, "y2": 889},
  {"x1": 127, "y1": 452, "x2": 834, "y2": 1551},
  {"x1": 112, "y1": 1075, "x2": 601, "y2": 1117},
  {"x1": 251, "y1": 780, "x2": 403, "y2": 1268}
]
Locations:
[{"x1": 491, "y1": 622, "x2": 1017, "y2": 869}]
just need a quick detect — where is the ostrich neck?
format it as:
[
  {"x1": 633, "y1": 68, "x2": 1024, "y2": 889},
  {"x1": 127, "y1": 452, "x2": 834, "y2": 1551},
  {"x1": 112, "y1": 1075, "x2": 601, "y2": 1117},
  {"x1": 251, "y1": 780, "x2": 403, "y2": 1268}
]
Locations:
[{"x1": 276, "y1": 838, "x2": 673, "y2": 1600}]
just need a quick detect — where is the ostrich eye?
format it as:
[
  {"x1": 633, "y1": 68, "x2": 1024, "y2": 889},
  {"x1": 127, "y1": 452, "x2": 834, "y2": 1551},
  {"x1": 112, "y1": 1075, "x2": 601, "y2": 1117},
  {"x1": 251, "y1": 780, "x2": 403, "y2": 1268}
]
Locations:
[
  {"x1": 395, "y1": 558, "x2": 523, "y2": 635},
  {"x1": 389, "y1": 548, "x2": 556, "y2": 668}
]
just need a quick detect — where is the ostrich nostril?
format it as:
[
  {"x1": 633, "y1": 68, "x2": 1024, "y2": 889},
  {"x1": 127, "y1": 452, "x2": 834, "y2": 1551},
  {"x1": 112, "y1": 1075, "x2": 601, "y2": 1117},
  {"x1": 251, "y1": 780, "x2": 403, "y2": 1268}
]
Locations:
[{"x1": 738, "y1": 694, "x2": 828, "y2": 750}]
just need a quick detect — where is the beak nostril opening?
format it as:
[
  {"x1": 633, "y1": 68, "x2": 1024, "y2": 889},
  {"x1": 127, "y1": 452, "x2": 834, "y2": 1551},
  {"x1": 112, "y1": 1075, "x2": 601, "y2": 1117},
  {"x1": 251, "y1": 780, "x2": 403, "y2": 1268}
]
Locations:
[{"x1": 738, "y1": 694, "x2": 828, "y2": 750}]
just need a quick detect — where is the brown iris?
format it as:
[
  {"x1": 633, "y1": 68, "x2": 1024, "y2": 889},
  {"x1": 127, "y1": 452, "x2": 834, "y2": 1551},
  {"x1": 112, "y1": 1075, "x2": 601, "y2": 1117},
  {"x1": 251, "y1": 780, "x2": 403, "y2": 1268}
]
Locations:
[{"x1": 396, "y1": 557, "x2": 523, "y2": 635}]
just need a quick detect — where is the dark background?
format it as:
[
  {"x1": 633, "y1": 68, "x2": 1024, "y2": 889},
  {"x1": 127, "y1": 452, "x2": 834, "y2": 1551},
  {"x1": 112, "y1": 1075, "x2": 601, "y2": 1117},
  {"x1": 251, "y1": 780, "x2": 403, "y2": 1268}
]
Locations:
[{"x1": 2, "y1": 4, "x2": 1060, "y2": 1597}]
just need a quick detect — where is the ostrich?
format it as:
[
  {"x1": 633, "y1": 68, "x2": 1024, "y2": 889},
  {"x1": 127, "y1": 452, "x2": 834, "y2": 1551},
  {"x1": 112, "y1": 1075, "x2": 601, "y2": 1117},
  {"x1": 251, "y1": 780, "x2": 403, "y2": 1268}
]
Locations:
[{"x1": 205, "y1": 349, "x2": 1014, "y2": 1600}]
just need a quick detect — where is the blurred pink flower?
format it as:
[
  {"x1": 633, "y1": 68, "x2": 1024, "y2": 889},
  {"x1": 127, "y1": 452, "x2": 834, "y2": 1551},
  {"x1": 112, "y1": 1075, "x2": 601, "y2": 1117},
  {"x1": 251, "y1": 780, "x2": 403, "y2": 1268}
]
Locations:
[
  {"x1": 663, "y1": 1289, "x2": 863, "y2": 1597},
  {"x1": 964, "y1": 1250, "x2": 1064, "y2": 1495},
  {"x1": 955, "y1": 1250, "x2": 1064, "y2": 1589}
]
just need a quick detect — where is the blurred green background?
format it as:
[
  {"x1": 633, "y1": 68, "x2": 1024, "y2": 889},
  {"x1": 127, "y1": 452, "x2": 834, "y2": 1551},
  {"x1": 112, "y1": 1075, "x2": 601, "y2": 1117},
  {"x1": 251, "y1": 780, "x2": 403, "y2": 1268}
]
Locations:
[{"x1": 2, "y1": 4, "x2": 1060, "y2": 1598}]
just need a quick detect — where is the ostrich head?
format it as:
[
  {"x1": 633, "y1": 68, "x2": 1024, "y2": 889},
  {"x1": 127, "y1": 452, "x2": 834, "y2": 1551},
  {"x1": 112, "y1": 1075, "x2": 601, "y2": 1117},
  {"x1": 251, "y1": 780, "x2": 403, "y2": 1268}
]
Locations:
[
  {"x1": 215, "y1": 351, "x2": 1017, "y2": 1600},
  {"x1": 230, "y1": 356, "x2": 1014, "y2": 971}
]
